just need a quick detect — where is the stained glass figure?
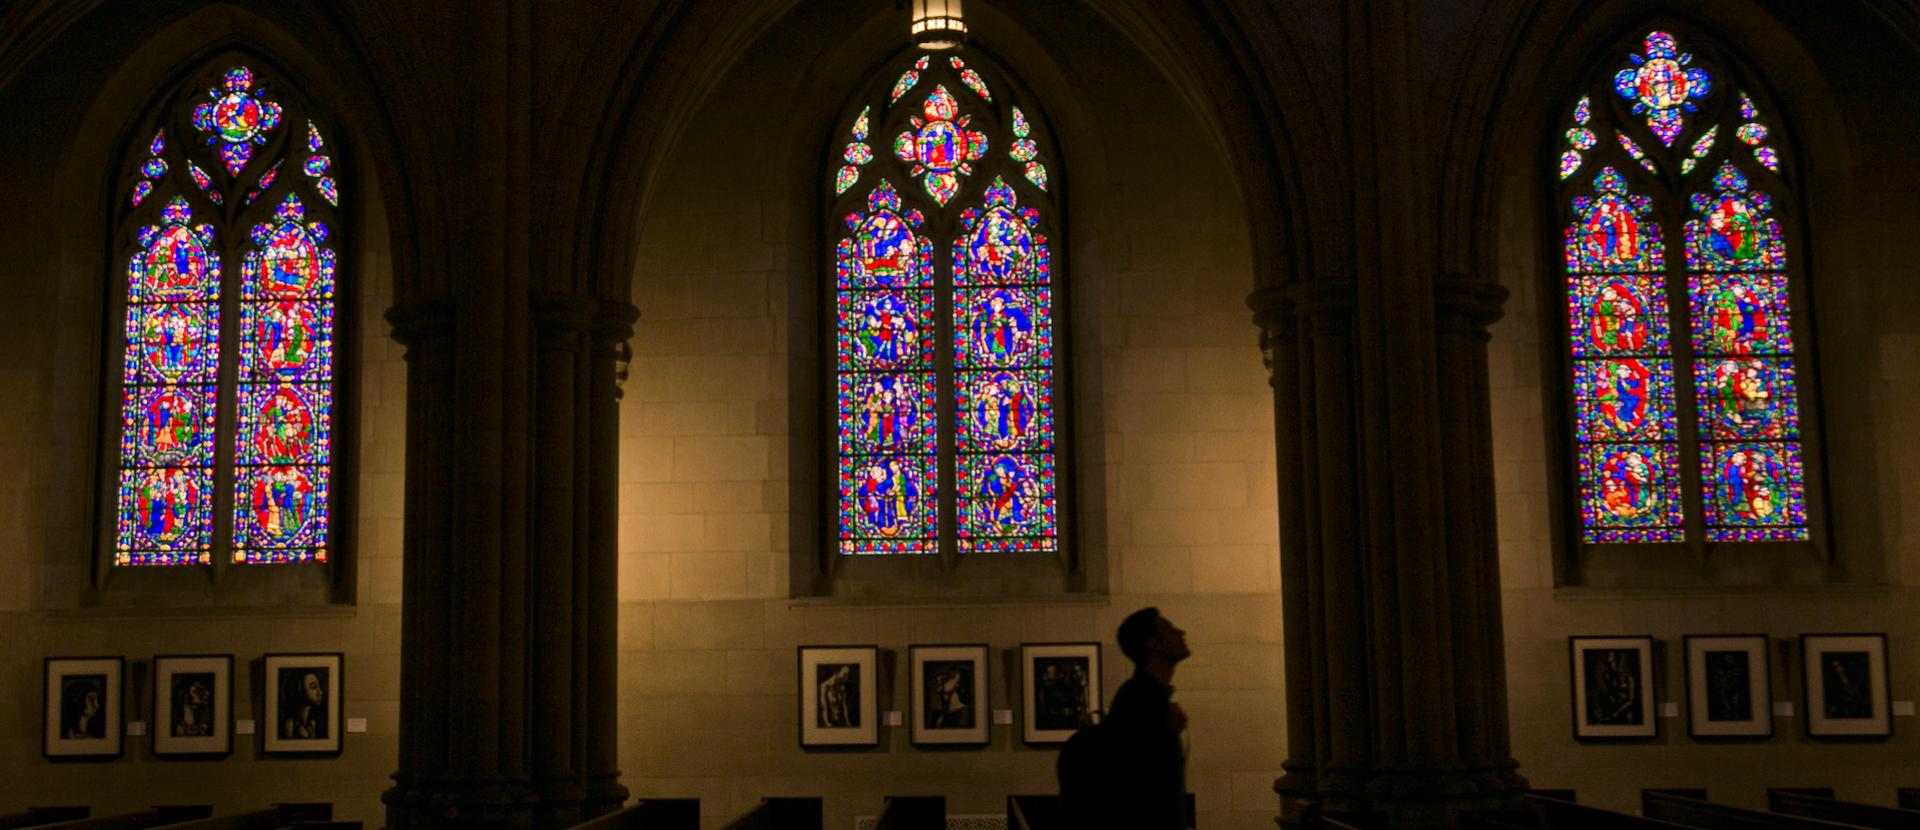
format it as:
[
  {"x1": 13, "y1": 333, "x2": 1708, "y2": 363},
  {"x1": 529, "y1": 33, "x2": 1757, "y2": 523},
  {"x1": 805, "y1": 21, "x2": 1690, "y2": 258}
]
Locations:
[
  {"x1": 895, "y1": 85, "x2": 988, "y2": 205},
  {"x1": 1701, "y1": 443, "x2": 1806, "y2": 539},
  {"x1": 1567, "y1": 168, "x2": 1662, "y2": 273},
  {"x1": 117, "y1": 198, "x2": 221, "y2": 565},
  {"x1": 1567, "y1": 274, "x2": 1670, "y2": 358},
  {"x1": 1613, "y1": 31, "x2": 1711, "y2": 145},
  {"x1": 837, "y1": 181, "x2": 938, "y2": 554},
  {"x1": 950, "y1": 56, "x2": 992, "y2": 100},
  {"x1": 1688, "y1": 272, "x2": 1790, "y2": 355},
  {"x1": 191, "y1": 66, "x2": 284, "y2": 176},
  {"x1": 1684, "y1": 163, "x2": 1784, "y2": 272},
  {"x1": 232, "y1": 194, "x2": 336, "y2": 563},
  {"x1": 1578, "y1": 444, "x2": 1684, "y2": 542}
]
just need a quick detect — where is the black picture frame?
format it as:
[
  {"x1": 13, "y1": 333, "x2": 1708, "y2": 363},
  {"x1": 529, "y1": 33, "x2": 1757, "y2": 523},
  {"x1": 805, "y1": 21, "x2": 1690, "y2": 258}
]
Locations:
[
  {"x1": 908, "y1": 643, "x2": 990, "y2": 747},
  {"x1": 262, "y1": 652, "x2": 344, "y2": 755},
  {"x1": 1682, "y1": 634, "x2": 1771, "y2": 740},
  {"x1": 1020, "y1": 642, "x2": 1100, "y2": 744},
  {"x1": 1569, "y1": 636, "x2": 1658, "y2": 740},
  {"x1": 1802, "y1": 633, "x2": 1891, "y2": 739},
  {"x1": 152, "y1": 654, "x2": 235, "y2": 758},
  {"x1": 43, "y1": 656, "x2": 124, "y2": 760},
  {"x1": 798, "y1": 645, "x2": 880, "y2": 748}
]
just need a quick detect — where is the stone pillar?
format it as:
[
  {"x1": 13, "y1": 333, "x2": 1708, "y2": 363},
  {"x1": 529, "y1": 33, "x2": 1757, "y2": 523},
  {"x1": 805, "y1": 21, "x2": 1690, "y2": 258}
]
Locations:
[
  {"x1": 1255, "y1": 276, "x2": 1525, "y2": 829},
  {"x1": 384, "y1": 294, "x2": 636, "y2": 830}
]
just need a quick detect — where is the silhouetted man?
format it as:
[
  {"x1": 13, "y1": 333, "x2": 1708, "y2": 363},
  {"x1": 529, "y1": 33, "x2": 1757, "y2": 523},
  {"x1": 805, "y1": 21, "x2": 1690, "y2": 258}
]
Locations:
[{"x1": 1059, "y1": 606, "x2": 1191, "y2": 828}]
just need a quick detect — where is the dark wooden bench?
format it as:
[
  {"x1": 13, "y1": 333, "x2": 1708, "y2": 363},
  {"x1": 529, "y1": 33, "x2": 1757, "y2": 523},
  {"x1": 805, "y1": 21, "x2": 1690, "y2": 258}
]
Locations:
[
  {"x1": 1768, "y1": 788, "x2": 1920, "y2": 830},
  {"x1": 1526, "y1": 795, "x2": 1697, "y2": 830},
  {"x1": 718, "y1": 798, "x2": 820, "y2": 830},
  {"x1": 874, "y1": 797, "x2": 943, "y2": 830},
  {"x1": 568, "y1": 800, "x2": 697, "y2": 830},
  {"x1": 1643, "y1": 790, "x2": 1864, "y2": 829},
  {"x1": 0, "y1": 810, "x2": 88, "y2": 830},
  {"x1": 31, "y1": 807, "x2": 214, "y2": 830},
  {"x1": 147, "y1": 805, "x2": 329, "y2": 830}
]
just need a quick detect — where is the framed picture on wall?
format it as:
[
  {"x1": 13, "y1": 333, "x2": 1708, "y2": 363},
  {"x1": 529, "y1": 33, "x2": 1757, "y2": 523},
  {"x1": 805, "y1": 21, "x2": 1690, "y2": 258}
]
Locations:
[
  {"x1": 799, "y1": 645, "x2": 880, "y2": 748},
  {"x1": 1683, "y1": 635, "x2": 1772, "y2": 739},
  {"x1": 1802, "y1": 633, "x2": 1891, "y2": 739},
  {"x1": 1021, "y1": 642, "x2": 1101, "y2": 744},
  {"x1": 1569, "y1": 636, "x2": 1657, "y2": 739},
  {"x1": 909, "y1": 644, "x2": 990, "y2": 747},
  {"x1": 43, "y1": 656, "x2": 124, "y2": 760},
  {"x1": 263, "y1": 653, "x2": 344, "y2": 755},
  {"x1": 152, "y1": 654, "x2": 234, "y2": 758}
]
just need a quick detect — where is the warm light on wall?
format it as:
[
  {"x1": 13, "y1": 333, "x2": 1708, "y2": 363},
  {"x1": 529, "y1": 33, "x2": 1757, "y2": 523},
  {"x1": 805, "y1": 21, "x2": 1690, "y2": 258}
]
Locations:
[{"x1": 910, "y1": 0, "x2": 967, "y2": 49}]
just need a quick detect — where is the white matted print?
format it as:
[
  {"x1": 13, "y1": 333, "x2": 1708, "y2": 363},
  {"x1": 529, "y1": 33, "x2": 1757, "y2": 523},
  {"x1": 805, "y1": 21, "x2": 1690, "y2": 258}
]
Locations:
[
  {"x1": 1683, "y1": 635, "x2": 1772, "y2": 739},
  {"x1": 1802, "y1": 633, "x2": 1891, "y2": 739},
  {"x1": 909, "y1": 644, "x2": 990, "y2": 747},
  {"x1": 1021, "y1": 642, "x2": 1100, "y2": 744},
  {"x1": 153, "y1": 654, "x2": 234, "y2": 757},
  {"x1": 1569, "y1": 636, "x2": 1657, "y2": 739},
  {"x1": 44, "y1": 657, "x2": 123, "y2": 760},
  {"x1": 800, "y1": 645, "x2": 879, "y2": 747},
  {"x1": 263, "y1": 653, "x2": 344, "y2": 754}
]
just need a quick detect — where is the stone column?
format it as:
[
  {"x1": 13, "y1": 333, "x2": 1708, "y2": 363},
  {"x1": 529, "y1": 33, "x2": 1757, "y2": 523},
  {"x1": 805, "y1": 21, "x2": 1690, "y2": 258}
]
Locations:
[
  {"x1": 384, "y1": 294, "x2": 636, "y2": 830},
  {"x1": 1255, "y1": 275, "x2": 1525, "y2": 829}
]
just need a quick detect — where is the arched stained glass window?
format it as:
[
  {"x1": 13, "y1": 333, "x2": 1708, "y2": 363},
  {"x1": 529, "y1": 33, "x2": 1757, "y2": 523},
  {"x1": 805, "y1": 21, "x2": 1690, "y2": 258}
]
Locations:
[
  {"x1": 113, "y1": 62, "x2": 342, "y2": 566},
  {"x1": 832, "y1": 52, "x2": 1060, "y2": 556},
  {"x1": 1558, "y1": 29, "x2": 1812, "y2": 546}
]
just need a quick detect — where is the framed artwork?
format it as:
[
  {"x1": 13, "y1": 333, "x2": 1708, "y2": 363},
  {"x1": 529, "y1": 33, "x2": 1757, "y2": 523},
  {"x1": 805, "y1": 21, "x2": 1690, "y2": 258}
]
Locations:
[
  {"x1": 153, "y1": 654, "x2": 235, "y2": 757},
  {"x1": 263, "y1": 653, "x2": 344, "y2": 755},
  {"x1": 1021, "y1": 642, "x2": 1100, "y2": 744},
  {"x1": 909, "y1": 644, "x2": 990, "y2": 747},
  {"x1": 799, "y1": 645, "x2": 880, "y2": 747},
  {"x1": 1802, "y1": 633, "x2": 1891, "y2": 739},
  {"x1": 1569, "y1": 636, "x2": 1657, "y2": 739},
  {"x1": 1683, "y1": 635, "x2": 1772, "y2": 739},
  {"x1": 43, "y1": 657, "x2": 124, "y2": 760}
]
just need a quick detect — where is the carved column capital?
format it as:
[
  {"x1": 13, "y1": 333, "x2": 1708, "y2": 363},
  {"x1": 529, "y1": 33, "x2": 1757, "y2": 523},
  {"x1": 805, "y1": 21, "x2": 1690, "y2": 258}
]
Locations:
[
  {"x1": 1432, "y1": 276, "x2": 1509, "y2": 341},
  {"x1": 1247, "y1": 286, "x2": 1297, "y2": 378},
  {"x1": 1291, "y1": 280, "x2": 1358, "y2": 335},
  {"x1": 386, "y1": 297, "x2": 456, "y2": 357}
]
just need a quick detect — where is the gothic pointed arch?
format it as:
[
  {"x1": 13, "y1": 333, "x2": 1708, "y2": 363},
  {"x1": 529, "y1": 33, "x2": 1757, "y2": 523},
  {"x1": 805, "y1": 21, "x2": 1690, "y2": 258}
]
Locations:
[
  {"x1": 828, "y1": 49, "x2": 1065, "y2": 560},
  {"x1": 1555, "y1": 25, "x2": 1823, "y2": 552},
  {"x1": 108, "y1": 57, "x2": 347, "y2": 569}
]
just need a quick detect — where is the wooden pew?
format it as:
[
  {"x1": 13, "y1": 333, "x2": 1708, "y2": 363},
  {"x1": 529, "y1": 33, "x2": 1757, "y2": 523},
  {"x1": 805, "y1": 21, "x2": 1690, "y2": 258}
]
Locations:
[
  {"x1": 147, "y1": 805, "x2": 330, "y2": 830},
  {"x1": 568, "y1": 800, "x2": 697, "y2": 830},
  {"x1": 30, "y1": 807, "x2": 213, "y2": 830},
  {"x1": 0, "y1": 809, "x2": 88, "y2": 830},
  {"x1": 718, "y1": 798, "x2": 820, "y2": 830},
  {"x1": 1768, "y1": 788, "x2": 1920, "y2": 830},
  {"x1": 1526, "y1": 795, "x2": 1695, "y2": 830},
  {"x1": 874, "y1": 797, "x2": 943, "y2": 830},
  {"x1": 1643, "y1": 790, "x2": 1863, "y2": 829}
]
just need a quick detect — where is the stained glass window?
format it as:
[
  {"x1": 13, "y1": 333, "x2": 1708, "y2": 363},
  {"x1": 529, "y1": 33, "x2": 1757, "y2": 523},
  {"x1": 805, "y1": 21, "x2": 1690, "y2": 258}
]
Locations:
[
  {"x1": 833, "y1": 52, "x2": 1059, "y2": 555},
  {"x1": 1559, "y1": 29, "x2": 1811, "y2": 546},
  {"x1": 112, "y1": 62, "x2": 342, "y2": 566}
]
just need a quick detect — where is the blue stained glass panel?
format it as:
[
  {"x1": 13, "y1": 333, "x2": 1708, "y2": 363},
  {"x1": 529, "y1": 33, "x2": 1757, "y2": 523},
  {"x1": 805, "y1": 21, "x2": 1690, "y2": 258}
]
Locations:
[
  {"x1": 1578, "y1": 443, "x2": 1683, "y2": 543},
  {"x1": 1566, "y1": 168, "x2": 1663, "y2": 274},
  {"x1": 837, "y1": 372, "x2": 937, "y2": 456},
  {"x1": 956, "y1": 453, "x2": 1057, "y2": 552},
  {"x1": 839, "y1": 453, "x2": 939, "y2": 553},
  {"x1": 233, "y1": 464, "x2": 332, "y2": 558},
  {"x1": 1701, "y1": 442, "x2": 1807, "y2": 539},
  {"x1": 240, "y1": 300, "x2": 334, "y2": 381},
  {"x1": 1573, "y1": 358, "x2": 1675, "y2": 443},
  {"x1": 122, "y1": 385, "x2": 216, "y2": 468},
  {"x1": 1696, "y1": 357, "x2": 1798, "y2": 441},
  {"x1": 1685, "y1": 165, "x2": 1785, "y2": 272},
  {"x1": 955, "y1": 286, "x2": 1052, "y2": 370},
  {"x1": 116, "y1": 467, "x2": 214, "y2": 564},
  {"x1": 838, "y1": 289, "x2": 935, "y2": 372},
  {"x1": 956, "y1": 369, "x2": 1054, "y2": 453},
  {"x1": 1567, "y1": 273, "x2": 1669, "y2": 357},
  {"x1": 1689, "y1": 272, "x2": 1791, "y2": 355}
]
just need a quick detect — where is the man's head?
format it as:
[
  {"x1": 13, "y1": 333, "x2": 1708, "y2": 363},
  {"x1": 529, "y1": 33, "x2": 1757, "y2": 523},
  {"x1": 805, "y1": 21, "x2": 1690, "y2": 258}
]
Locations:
[{"x1": 1117, "y1": 607, "x2": 1190, "y2": 668}]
